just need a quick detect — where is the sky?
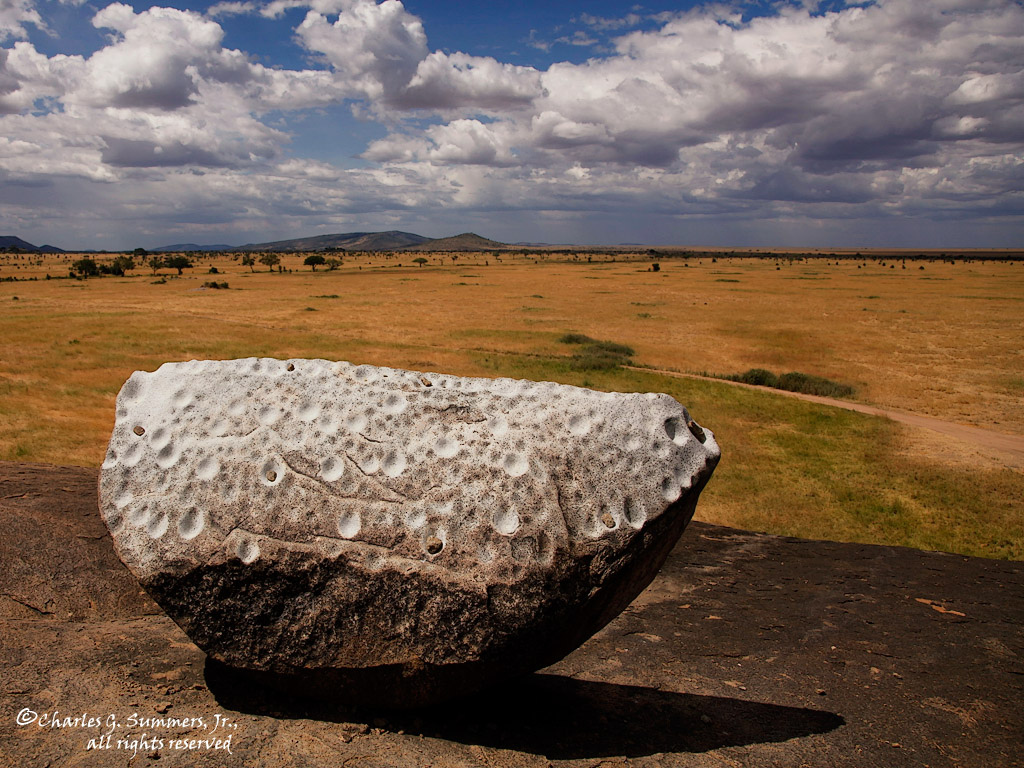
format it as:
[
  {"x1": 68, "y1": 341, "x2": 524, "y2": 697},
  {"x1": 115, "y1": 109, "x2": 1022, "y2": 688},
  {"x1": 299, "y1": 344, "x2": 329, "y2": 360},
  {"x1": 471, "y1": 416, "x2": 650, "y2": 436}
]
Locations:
[{"x1": 0, "y1": 0, "x2": 1022, "y2": 250}]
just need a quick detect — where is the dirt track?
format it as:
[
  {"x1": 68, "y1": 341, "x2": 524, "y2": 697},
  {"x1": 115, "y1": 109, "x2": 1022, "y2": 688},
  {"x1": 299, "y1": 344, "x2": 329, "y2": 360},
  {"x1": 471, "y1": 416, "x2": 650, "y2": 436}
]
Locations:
[
  {"x1": 2, "y1": 461, "x2": 1022, "y2": 767},
  {"x1": 629, "y1": 366, "x2": 1024, "y2": 469}
]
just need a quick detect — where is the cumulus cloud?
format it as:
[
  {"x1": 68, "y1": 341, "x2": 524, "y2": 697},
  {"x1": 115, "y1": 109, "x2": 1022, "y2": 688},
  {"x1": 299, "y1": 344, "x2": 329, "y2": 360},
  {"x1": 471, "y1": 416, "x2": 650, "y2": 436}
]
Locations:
[
  {"x1": 292, "y1": 0, "x2": 543, "y2": 111},
  {"x1": 358, "y1": 0, "x2": 1024, "y2": 228},
  {"x1": 1, "y1": 0, "x2": 1022, "y2": 248},
  {"x1": 0, "y1": 0, "x2": 45, "y2": 41},
  {"x1": 0, "y1": 2, "x2": 346, "y2": 184}
]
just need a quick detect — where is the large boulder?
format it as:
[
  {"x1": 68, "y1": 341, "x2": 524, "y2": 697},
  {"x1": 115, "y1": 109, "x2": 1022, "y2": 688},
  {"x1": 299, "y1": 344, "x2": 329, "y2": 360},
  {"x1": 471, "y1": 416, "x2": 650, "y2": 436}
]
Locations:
[{"x1": 99, "y1": 359, "x2": 720, "y2": 707}]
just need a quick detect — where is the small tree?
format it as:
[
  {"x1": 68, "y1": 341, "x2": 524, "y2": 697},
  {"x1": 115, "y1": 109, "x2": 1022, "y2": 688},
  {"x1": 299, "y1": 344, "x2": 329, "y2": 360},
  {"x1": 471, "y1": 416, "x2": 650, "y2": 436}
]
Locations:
[
  {"x1": 148, "y1": 256, "x2": 163, "y2": 274},
  {"x1": 259, "y1": 253, "x2": 281, "y2": 272},
  {"x1": 412, "y1": 257, "x2": 428, "y2": 268},
  {"x1": 326, "y1": 258, "x2": 342, "y2": 271},
  {"x1": 72, "y1": 257, "x2": 99, "y2": 278},
  {"x1": 112, "y1": 255, "x2": 135, "y2": 274},
  {"x1": 304, "y1": 254, "x2": 326, "y2": 271},
  {"x1": 164, "y1": 255, "x2": 193, "y2": 275},
  {"x1": 133, "y1": 247, "x2": 147, "y2": 258},
  {"x1": 241, "y1": 254, "x2": 256, "y2": 272}
]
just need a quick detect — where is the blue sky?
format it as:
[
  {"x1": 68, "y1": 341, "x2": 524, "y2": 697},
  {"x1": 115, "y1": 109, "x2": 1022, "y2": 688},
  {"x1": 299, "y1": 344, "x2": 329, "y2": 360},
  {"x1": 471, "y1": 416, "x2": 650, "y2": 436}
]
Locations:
[{"x1": 1, "y1": 0, "x2": 1022, "y2": 249}]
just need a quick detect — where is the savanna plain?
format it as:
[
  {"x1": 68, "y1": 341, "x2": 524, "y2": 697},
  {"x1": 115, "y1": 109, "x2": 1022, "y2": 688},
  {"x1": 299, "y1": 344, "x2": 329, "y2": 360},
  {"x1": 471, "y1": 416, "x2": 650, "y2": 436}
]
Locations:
[{"x1": 2, "y1": 250, "x2": 1022, "y2": 559}]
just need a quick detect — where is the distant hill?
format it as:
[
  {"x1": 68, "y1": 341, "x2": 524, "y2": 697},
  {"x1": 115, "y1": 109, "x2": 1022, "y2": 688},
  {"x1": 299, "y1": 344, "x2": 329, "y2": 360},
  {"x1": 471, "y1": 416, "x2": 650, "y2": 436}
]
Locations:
[
  {"x1": 141, "y1": 230, "x2": 511, "y2": 254},
  {"x1": 237, "y1": 230, "x2": 432, "y2": 252},
  {"x1": 407, "y1": 232, "x2": 506, "y2": 251},
  {"x1": 151, "y1": 243, "x2": 235, "y2": 253},
  {"x1": 0, "y1": 236, "x2": 64, "y2": 253}
]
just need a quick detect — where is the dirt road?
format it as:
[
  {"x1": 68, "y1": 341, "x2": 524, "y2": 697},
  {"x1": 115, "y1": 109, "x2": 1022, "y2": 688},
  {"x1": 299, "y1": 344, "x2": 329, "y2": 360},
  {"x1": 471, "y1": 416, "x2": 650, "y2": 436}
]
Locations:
[{"x1": 628, "y1": 367, "x2": 1024, "y2": 469}]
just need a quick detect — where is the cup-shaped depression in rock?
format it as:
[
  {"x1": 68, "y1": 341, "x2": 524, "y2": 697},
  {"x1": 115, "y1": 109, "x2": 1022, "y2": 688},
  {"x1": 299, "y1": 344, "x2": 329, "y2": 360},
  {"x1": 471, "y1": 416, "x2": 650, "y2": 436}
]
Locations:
[{"x1": 99, "y1": 358, "x2": 720, "y2": 707}]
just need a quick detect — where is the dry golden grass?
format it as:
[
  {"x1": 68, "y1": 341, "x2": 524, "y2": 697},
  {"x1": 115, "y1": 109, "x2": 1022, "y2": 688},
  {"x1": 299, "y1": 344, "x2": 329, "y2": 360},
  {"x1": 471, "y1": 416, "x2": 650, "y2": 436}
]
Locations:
[{"x1": 1, "y1": 250, "x2": 1021, "y2": 558}]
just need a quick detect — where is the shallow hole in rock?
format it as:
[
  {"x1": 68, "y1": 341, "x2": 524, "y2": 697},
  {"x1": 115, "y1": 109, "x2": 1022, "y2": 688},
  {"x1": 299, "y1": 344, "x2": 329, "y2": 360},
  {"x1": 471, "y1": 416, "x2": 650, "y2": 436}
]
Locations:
[
  {"x1": 261, "y1": 459, "x2": 284, "y2": 486},
  {"x1": 624, "y1": 496, "x2": 646, "y2": 528},
  {"x1": 493, "y1": 507, "x2": 520, "y2": 535},
  {"x1": 337, "y1": 510, "x2": 360, "y2": 538},
  {"x1": 426, "y1": 536, "x2": 444, "y2": 555},
  {"x1": 179, "y1": 508, "x2": 204, "y2": 540},
  {"x1": 237, "y1": 538, "x2": 260, "y2": 564},
  {"x1": 663, "y1": 416, "x2": 681, "y2": 441}
]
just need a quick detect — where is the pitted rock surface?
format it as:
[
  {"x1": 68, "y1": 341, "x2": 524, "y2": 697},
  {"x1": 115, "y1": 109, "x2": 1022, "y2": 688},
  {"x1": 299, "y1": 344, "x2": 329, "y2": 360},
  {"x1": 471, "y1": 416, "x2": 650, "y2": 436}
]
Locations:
[{"x1": 99, "y1": 358, "x2": 720, "y2": 706}]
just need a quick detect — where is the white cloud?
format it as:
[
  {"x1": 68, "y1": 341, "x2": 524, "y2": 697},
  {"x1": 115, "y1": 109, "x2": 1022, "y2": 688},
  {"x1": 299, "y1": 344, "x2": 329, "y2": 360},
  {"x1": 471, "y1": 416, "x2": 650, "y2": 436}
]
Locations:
[
  {"x1": 554, "y1": 31, "x2": 599, "y2": 47},
  {"x1": 577, "y1": 12, "x2": 643, "y2": 31},
  {"x1": 0, "y1": 0, "x2": 45, "y2": 41},
  {"x1": 207, "y1": 2, "x2": 259, "y2": 18},
  {"x1": 1, "y1": 0, "x2": 1022, "y2": 248},
  {"x1": 293, "y1": 0, "x2": 543, "y2": 111},
  {"x1": 357, "y1": 0, "x2": 1024, "y2": 226},
  {"x1": 398, "y1": 52, "x2": 542, "y2": 110},
  {"x1": 296, "y1": 0, "x2": 428, "y2": 100}
]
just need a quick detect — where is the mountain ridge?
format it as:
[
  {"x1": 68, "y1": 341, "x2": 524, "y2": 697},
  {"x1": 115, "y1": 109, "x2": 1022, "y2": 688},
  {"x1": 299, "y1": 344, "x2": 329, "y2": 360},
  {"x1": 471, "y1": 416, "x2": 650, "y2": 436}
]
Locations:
[
  {"x1": 0, "y1": 236, "x2": 65, "y2": 253},
  {"x1": 152, "y1": 230, "x2": 507, "y2": 252}
]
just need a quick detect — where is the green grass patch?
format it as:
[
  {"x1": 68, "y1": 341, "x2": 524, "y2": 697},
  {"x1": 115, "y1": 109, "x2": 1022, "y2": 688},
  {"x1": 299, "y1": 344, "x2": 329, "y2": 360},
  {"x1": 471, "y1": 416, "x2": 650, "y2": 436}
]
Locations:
[
  {"x1": 467, "y1": 354, "x2": 1024, "y2": 560},
  {"x1": 558, "y1": 333, "x2": 635, "y2": 370}
]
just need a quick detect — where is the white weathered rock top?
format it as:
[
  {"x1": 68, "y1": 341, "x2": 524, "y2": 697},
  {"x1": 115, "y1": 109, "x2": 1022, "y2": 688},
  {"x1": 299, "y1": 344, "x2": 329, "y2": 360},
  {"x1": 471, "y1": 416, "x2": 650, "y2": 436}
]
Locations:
[{"x1": 101, "y1": 358, "x2": 719, "y2": 585}]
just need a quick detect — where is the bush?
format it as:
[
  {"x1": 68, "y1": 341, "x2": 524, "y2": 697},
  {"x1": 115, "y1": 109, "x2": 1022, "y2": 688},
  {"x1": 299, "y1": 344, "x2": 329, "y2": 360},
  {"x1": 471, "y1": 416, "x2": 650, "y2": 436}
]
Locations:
[
  {"x1": 72, "y1": 258, "x2": 99, "y2": 277},
  {"x1": 558, "y1": 333, "x2": 596, "y2": 345},
  {"x1": 776, "y1": 371, "x2": 855, "y2": 398},
  {"x1": 730, "y1": 368, "x2": 779, "y2": 387},
  {"x1": 726, "y1": 368, "x2": 854, "y2": 398},
  {"x1": 201, "y1": 281, "x2": 229, "y2": 289}
]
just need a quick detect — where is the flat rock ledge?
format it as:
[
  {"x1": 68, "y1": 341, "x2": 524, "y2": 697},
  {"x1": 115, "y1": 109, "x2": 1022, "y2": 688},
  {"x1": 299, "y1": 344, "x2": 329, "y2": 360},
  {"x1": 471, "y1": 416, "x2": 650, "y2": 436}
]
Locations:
[{"x1": 98, "y1": 359, "x2": 720, "y2": 707}]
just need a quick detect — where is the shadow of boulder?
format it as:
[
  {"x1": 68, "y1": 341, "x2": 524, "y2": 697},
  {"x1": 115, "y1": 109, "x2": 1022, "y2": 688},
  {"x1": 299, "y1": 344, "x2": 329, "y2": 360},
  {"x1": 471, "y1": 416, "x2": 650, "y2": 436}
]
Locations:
[{"x1": 205, "y1": 661, "x2": 843, "y2": 759}]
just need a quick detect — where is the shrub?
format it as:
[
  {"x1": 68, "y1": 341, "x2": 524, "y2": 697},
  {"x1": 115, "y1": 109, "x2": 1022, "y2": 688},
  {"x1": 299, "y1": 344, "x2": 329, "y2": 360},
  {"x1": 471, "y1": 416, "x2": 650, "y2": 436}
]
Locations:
[
  {"x1": 730, "y1": 368, "x2": 779, "y2": 387},
  {"x1": 725, "y1": 368, "x2": 854, "y2": 398},
  {"x1": 72, "y1": 258, "x2": 99, "y2": 277},
  {"x1": 776, "y1": 371, "x2": 855, "y2": 398},
  {"x1": 558, "y1": 333, "x2": 596, "y2": 345},
  {"x1": 202, "y1": 281, "x2": 229, "y2": 289}
]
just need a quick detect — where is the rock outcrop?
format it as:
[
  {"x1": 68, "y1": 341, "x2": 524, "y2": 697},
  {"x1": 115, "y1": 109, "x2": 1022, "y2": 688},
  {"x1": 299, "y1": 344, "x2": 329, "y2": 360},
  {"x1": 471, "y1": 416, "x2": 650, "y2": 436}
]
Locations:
[{"x1": 99, "y1": 359, "x2": 720, "y2": 707}]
